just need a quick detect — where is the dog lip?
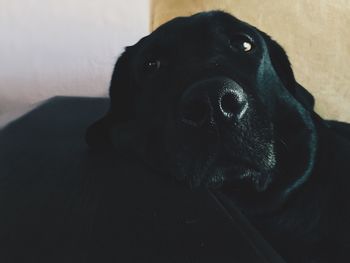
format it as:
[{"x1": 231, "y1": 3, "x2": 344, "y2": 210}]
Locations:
[
  {"x1": 203, "y1": 164, "x2": 261, "y2": 190},
  {"x1": 218, "y1": 154, "x2": 260, "y2": 173}
]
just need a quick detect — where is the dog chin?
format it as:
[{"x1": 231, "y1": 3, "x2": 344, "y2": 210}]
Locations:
[
  {"x1": 202, "y1": 165, "x2": 272, "y2": 192},
  {"x1": 178, "y1": 162, "x2": 273, "y2": 193}
]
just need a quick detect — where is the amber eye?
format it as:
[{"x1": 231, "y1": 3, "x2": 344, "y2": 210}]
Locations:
[{"x1": 229, "y1": 34, "x2": 255, "y2": 53}]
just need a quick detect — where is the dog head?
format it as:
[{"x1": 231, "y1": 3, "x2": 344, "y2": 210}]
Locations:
[{"x1": 86, "y1": 11, "x2": 319, "y2": 213}]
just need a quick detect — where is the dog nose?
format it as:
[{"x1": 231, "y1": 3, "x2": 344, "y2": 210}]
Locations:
[
  {"x1": 179, "y1": 78, "x2": 249, "y2": 127},
  {"x1": 219, "y1": 87, "x2": 249, "y2": 120}
]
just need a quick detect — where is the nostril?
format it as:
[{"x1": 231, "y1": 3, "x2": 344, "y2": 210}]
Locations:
[
  {"x1": 220, "y1": 90, "x2": 249, "y2": 120},
  {"x1": 181, "y1": 98, "x2": 210, "y2": 126},
  {"x1": 220, "y1": 93, "x2": 241, "y2": 117}
]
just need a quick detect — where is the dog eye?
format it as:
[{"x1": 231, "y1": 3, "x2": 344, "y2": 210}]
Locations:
[
  {"x1": 229, "y1": 34, "x2": 255, "y2": 53},
  {"x1": 242, "y1": 42, "x2": 252, "y2": 52},
  {"x1": 145, "y1": 59, "x2": 161, "y2": 72}
]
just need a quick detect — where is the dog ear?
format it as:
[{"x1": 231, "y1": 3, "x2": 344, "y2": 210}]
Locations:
[
  {"x1": 294, "y1": 83, "x2": 315, "y2": 111},
  {"x1": 260, "y1": 31, "x2": 315, "y2": 111},
  {"x1": 85, "y1": 49, "x2": 134, "y2": 149}
]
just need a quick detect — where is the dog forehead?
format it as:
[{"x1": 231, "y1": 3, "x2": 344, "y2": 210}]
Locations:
[{"x1": 136, "y1": 11, "x2": 254, "y2": 52}]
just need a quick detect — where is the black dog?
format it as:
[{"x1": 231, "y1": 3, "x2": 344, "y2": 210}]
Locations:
[{"x1": 86, "y1": 11, "x2": 350, "y2": 262}]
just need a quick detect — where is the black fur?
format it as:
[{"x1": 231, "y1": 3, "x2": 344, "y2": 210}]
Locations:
[{"x1": 86, "y1": 11, "x2": 350, "y2": 262}]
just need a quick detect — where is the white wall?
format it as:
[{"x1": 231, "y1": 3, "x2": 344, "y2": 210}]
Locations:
[{"x1": 0, "y1": 0, "x2": 149, "y2": 120}]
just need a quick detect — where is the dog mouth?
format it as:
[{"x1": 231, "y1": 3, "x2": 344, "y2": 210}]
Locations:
[
  {"x1": 108, "y1": 117, "x2": 275, "y2": 193},
  {"x1": 172, "y1": 144, "x2": 274, "y2": 192},
  {"x1": 203, "y1": 164, "x2": 259, "y2": 187}
]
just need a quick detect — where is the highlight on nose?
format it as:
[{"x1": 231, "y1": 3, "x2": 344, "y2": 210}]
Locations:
[
  {"x1": 178, "y1": 77, "x2": 249, "y2": 127},
  {"x1": 219, "y1": 88, "x2": 249, "y2": 120}
]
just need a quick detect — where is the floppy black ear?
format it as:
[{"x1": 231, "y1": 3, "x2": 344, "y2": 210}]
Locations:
[
  {"x1": 259, "y1": 31, "x2": 315, "y2": 111},
  {"x1": 294, "y1": 83, "x2": 315, "y2": 111},
  {"x1": 85, "y1": 49, "x2": 134, "y2": 149}
]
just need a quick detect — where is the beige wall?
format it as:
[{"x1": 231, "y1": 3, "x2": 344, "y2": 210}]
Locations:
[{"x1": 151, "y1": 0, "x2": 350, "y2": 122}]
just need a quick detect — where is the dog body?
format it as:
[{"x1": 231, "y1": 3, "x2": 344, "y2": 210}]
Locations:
[{"x1": 86, "y1": 11, "x2": 350, "y2": 262}]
